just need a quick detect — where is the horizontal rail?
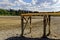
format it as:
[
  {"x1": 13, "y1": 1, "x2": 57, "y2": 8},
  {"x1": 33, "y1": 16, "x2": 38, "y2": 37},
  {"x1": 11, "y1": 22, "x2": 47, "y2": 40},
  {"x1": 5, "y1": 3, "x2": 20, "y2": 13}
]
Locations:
[{"x1": 21, "y1": 12, "x2": 60, "y2": 16}]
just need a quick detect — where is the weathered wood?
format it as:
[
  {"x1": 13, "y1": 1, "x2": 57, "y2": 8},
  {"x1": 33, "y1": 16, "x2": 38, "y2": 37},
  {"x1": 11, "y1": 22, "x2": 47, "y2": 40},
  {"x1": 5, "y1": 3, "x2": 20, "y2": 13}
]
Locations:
[
  {"x1": 21, "y1": 12, "x2": 56, "y2": 37},
  {"x1": 29, "y1": 16, "x2": 32, "y2": 33},
  {"x1": 43, "y1": 15, "x2": 47, "y2": 37},
  {"x1": 21, "y1": 12, "x2": 60, "y2": 16},
  {"x1": 47, "y1": 15, "x2": 51, "y2": 36},
  {"x1": 21, "y1": 16, "x2": 24, "y2": 36}
]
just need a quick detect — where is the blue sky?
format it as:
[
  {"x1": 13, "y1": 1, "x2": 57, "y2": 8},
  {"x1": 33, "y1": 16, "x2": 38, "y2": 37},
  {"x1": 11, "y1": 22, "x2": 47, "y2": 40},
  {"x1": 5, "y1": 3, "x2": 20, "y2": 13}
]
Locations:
[
  {"x1": 0, "y1": 0, "x2": 60, "y2": 12},
  {"x1": 23, "y1": 0, "x2": 32, "y2": 3}
]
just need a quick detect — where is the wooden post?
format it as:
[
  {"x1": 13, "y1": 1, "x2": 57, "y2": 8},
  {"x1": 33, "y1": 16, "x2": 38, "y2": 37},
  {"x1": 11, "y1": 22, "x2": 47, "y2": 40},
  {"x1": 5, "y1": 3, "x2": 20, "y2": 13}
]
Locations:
[
  {"x1": 48, "y1": 15, "x2": 51, "y2": 33},
  {"x1": 43, "y1": 15, "x2": 47, "y2": 37},
  {"x1": 29, "y1": 16, "x2": 32, "y2": 33},
  {"x1": 47, "y1": 15, "x2": 51, "y2": 36},
  {"x1": 21, "y1": 16, "x2": 24, "y2": 37}
]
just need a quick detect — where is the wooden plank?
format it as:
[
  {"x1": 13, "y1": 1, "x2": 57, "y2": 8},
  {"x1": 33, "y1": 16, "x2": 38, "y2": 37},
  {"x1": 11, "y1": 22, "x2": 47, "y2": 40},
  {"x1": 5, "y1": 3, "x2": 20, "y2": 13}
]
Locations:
[{"x1": 21, "y1": 12, "x2": 60, "y2": 16}]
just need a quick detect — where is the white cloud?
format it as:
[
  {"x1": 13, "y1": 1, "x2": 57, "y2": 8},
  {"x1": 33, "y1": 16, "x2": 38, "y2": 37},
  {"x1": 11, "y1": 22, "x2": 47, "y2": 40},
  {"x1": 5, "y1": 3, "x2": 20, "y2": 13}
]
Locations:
[
  {"x1": 31, "y1": 0, "x2": 37, "y2": 5},
  {"x1": 40, "y1": 1, "x2": 51, "y2": 8},
  {"x1": 19, "y1": 0, "x2": 60, "y2": 12},
  {"x1": 53, "y1": 0, "x2": 57, "y2": 2},
  {"x1": 0, "y1": 0, "x2": 15, "y2": 9},
  {"x1": 0, "y1": 0, "x2": 60, "y2": 12}
]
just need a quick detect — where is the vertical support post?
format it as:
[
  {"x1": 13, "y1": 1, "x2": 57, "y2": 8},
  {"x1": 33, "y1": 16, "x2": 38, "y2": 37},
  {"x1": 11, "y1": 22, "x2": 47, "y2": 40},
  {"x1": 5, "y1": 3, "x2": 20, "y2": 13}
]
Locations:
[
  {"x1": 48, "y1": 15, "x2": 51, "y2": 32},
  {"x1": 21, "y1": 16, "x2": 24, "y2": 37},
  {"x1": 43, "y1": 15, "x2": 47, "y2": 37},
  {"x1": 29, "y1": 16, "x2": 32, "y2": 33},
  {"x1": 47, "y1": 15, "x2": 51, "y2": 36}
]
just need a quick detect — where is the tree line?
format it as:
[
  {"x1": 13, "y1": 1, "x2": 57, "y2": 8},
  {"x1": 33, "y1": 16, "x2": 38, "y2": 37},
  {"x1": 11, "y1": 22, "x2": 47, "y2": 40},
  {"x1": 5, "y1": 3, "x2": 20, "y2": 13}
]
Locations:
[{"x1": 0, "y1": 9, "x2": 39, "y2": 16}]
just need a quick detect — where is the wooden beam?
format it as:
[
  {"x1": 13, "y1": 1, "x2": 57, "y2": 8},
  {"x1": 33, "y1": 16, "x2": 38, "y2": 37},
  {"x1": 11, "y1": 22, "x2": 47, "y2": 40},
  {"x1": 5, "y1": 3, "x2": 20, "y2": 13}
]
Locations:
[{"x1": 21, "y1": 12, "x2": 60, "y2": 16}]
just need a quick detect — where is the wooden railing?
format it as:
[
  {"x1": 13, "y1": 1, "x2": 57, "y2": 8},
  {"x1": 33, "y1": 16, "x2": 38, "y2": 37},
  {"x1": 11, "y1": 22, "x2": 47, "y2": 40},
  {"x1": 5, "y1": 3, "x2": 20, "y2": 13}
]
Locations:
[
  {"x1": 21, "y1": 12, "x2": 60, "y2": 16},
  {"x1": 20, "y1": 12, "x2": 60, "y2": 37}
]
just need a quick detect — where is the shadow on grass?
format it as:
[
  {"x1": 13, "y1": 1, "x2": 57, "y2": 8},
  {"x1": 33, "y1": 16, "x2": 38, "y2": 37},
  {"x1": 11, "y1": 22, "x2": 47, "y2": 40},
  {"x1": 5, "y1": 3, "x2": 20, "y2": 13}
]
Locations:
[{"x1": 5, "y1": 36, "x2": 60, "y2": 40}]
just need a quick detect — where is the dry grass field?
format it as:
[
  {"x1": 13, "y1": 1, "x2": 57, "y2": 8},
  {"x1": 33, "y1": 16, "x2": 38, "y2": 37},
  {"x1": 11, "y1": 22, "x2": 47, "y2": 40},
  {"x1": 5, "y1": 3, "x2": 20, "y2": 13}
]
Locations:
[
  {"x1": 0, "y1": 16, "x2": 20, "y2": 31},
  {"x1": 0, "y1": 16, "x2": 60, "y2": 40}
]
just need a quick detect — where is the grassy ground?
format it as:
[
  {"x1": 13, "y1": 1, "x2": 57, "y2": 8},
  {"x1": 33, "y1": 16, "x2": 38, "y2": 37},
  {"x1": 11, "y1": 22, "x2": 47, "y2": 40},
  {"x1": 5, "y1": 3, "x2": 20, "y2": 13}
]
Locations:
[{"x1": 0, "y1": 16, "x2": 20, "y2": 31}]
